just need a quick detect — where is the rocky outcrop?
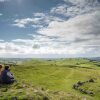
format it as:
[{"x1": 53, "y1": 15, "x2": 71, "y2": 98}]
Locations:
[{"x1": 73, "y1": 79, "x2": 95, "y2": 96}]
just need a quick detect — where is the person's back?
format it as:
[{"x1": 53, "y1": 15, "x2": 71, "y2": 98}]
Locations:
[
  {"x1": 1, "y1": 65, "x2": 15, "y2": 84},
  {"x1": 1, "y1": 69, "x2": 8, "y2": 83}
]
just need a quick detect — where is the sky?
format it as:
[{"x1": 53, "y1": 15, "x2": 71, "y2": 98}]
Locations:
[{"x1": 0, "y1": 0, "x2": 100, "y2": 58}]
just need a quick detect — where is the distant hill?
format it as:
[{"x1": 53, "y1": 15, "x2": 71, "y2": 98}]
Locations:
[
  {"x1": 0, "y1": 58, "x2": 31, "y2": 65},
  {"x1": 88, "y1": 57, "x2": 100, "y2": 61},
  {"x1": 0, "y1": 58, "x2": 100, "y2": 100}
]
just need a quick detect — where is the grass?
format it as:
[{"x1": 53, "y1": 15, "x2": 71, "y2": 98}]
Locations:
[{"x1": 0, "y1": 58, "x2": 100, "y2": 100}]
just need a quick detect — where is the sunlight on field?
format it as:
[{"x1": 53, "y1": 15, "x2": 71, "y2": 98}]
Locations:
[{"x1": 0, "y1": 58, "x2": 100, "y2": 100}]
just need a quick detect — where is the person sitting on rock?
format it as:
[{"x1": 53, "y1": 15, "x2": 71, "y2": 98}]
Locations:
[{"x1": 1, "y1": 65, "x2": 16, "y2": 84}]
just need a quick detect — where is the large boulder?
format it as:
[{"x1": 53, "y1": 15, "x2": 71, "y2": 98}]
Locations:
[
  {"x1": 89, "y1": 79, "x2": 95, "y2": 83},
  {"x1": 73, "y1": 84, "x2": 79, "y2": 89}
]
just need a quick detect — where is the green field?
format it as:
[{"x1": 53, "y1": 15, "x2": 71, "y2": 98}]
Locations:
[{"x1": 0, "y1": 58, "x2": 100, "y2": 100}]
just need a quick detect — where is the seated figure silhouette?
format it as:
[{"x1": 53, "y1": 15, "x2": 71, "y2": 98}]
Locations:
[{"x1": 0, "y1": 65, "x2": 16, "y2": 84}]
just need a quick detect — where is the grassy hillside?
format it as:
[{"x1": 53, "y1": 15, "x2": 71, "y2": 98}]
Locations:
[{"x1": 0, "y1": 58, "x2": 100, "y2": 100}]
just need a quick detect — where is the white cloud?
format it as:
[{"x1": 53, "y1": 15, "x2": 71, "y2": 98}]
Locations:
[
  {"x1": 12, "y1": 39, "x2": 34, "y2": 46},
  {"x1": 0, "y1": 35, "x2": 100, "y2": 57},
  {"x1": 2, "y1": 0, "x2": 100, "y2": 57},
  {"x1": 12, "y1": 39, "x2": 33, "y2": 43},
  {"x1": 50, "y1": 4, "x2": 68, "y2": 16},
  {"x1": 33, "y1": 13, "x2": 45, "y2": 17},
  {"x1": 64, "y1": 0, "x2": 99, "y2": 6},
  {"x1": 0, "y1": 42, "x2": 33, "y2": 55},
  {"x1": 13, "y1": 18, "x2": 42, "y2": 28},
  {"x1": 13, "y1": 12, "x2": 63, "y2": 28},
  {"x1": 32, "y1": 25, "x2": 43, "y2": 28},
  {"x1": 51, "y1": 0, "x2": 100, "y2": 18},
  {"x1": 0, "y1": 0, "x2": 5, "y2": 2},
  {"x1": 0, "y1": 0, "x2": 9, "y2": 2},
  {"x1": 0, "y1": 13, "x2": 3, "y2": 16},
  {"x1": 0, "y1": 40, "x2": 4, "y2": 42},
  {"x1": 38, "y1": 10, "x2": 100, "y2": 40},
  {"x1": 37, "y1": 9, "x2": 100, "y2": 57},
  {"x1": 0, "y1": 40, "x2": 95, "y2": 57},
  {"x1": 12, "y1": 13, "x2": 46, "y2": 28}
]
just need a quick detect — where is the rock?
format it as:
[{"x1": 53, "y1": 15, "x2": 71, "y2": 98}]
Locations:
[
  {"x1": 41, "y1": 87, "x2": 45, "y2": 91},
  {"x1": 43, "y1": 96, "x2": 49, "y2": 100},
  {"x1": 73, "y1": 84, "x2": 79, "y2": 89},
  {"x1": 11, "y1": 97, "x2": 18, "y2": 100},
  {"x1": 73, "y1": 80, "x2": 95, "y2": 96},
  {"x1": 77, "y1": 81, "x2": 84, "y2": 86},
  {"x1": 79, "y1": 88, "x2": 87, "y2": 94},
  {"x1": 89, "y1": 79, "x2": 95, "y2": 83},
  {"x1": 87, "y1": 91, "x2": 94, "y2": 96},
  {"x1": 28, "y1": 98, "x2": 34, "y2": 100},
  {"x1": 83, "y1": 90, "x2": 88, "y2": 94}
]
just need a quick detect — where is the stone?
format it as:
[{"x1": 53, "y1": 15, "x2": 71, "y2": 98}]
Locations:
[
  {"x1": 73, "y1": 84, "x2": 79, "y2": 89},
  {"x1": 77, "y1": 81, "x2": 84, "y2": 86},
  {"x1": 87, "y1": 91, "x2": 94, "y2": 95},
  {"x1": 11, "y1": 97, "x2": 18, "y2": 100},
  {"x1": 43, "y1": 96, "x2": 49, "y2": 100},
  {"x1": 89, "y1": 79, "x2": 95, "y2": 83},
  {"x1": 79, "y1": 88, "x2": 86, "y2": 94}
]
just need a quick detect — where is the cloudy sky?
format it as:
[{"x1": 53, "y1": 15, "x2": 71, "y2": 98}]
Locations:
[{"x1": 0, "y1": 0, "x2": 100, "y2": 58}]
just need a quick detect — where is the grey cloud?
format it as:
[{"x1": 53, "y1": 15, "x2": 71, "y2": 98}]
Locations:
[
  {"x1": 0, "y1": 47, "x2": 4, "y2": 50},
  {"x1": 51, "y1": 0, "x2": 100, "y2": 18},
  {"x1": 33, "y1": 44, "x2": 40, "y2": 49},
  {"x1": 73, "y1": 38, "x2": 90, "y2": 43}
]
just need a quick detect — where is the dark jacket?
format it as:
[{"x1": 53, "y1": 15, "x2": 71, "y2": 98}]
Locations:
[{"x1": 1, "y1": 69, "x2": 14, "y2": 84}]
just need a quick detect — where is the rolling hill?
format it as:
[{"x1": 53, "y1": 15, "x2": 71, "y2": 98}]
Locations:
[{"x1": 0, "y1": 58, "x2": 100, "y2": 100}]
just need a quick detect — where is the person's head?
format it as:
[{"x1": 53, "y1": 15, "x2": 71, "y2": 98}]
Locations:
[{"x1": 5, "y1": 65, "x2": 10, "y2": 70}]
